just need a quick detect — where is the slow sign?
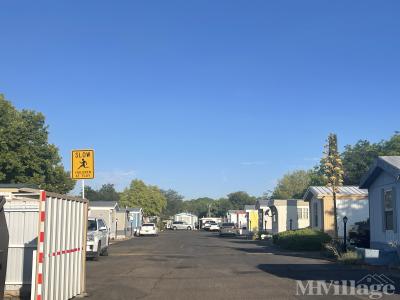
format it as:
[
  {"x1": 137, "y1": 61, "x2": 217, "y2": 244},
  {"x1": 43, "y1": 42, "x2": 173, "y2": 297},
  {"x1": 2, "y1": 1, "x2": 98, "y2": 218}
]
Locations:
[{"x1": 71, "y1": 149, "x2": 95, "y2": 179}]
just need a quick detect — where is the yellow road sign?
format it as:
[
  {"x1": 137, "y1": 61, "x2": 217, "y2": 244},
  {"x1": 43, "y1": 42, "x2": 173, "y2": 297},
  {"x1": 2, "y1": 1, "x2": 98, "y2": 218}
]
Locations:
[{"x1": 71, "y1": 149, "x2": 95, "y2": 179}]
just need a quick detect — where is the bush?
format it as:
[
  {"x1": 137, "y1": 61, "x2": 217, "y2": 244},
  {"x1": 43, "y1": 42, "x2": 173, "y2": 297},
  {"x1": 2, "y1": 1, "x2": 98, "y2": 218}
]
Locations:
[
  {"x1": 338, "y1": 251, "x2": 361, "y2": 264},
  {"x1": 273, "y1": 228, "x2": 332, "y2": 251}
]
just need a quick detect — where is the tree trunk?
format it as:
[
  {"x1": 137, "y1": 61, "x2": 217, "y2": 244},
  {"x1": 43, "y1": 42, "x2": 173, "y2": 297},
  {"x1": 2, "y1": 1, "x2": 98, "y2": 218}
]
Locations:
[{"x1": 333, "y1": 189, "x2": 338, "y2": 238}]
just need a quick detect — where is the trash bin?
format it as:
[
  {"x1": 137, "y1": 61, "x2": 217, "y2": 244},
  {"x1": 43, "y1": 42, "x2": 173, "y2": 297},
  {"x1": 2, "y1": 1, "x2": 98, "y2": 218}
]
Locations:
[{"x1": 0, "y1": 196, "x2": 9, "y2": 299}]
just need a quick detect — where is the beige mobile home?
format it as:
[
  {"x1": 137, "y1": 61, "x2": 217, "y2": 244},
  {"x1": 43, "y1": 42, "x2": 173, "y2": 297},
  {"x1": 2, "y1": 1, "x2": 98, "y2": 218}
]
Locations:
[{"x1": 303, "y1": 186, "x2": 368, "y2": 237}]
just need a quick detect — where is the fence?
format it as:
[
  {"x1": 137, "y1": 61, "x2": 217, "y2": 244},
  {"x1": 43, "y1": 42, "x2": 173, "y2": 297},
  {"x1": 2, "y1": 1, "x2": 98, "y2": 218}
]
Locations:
[{"x1": 1, "y1": 187, "x2": 88, "y2": 300}]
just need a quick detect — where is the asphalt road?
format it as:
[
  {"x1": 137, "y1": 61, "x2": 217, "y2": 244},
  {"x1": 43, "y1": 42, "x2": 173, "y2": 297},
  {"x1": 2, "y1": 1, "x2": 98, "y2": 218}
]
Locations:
[{"x1": 84, "y1": 231, "x2": 400, "y2": 300}]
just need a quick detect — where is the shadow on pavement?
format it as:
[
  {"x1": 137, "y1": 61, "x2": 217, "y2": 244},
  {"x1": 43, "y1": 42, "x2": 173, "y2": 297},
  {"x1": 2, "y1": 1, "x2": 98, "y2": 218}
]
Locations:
[{"x1": 258, "y1": 263, "x2": 400, "y2": 295}]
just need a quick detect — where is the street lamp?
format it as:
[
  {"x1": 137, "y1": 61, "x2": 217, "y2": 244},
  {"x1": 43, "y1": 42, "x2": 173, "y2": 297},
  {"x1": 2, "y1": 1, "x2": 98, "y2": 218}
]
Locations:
[{"x1": 343, "y1": 216, "x2": 348, "y2": 252}]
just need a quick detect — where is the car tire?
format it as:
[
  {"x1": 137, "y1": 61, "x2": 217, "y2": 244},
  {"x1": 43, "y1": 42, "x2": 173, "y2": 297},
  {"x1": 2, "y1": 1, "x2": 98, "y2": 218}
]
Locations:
[
  {"x1": 173, "y1": 227, "x2": 177, "y2": 230},
  {"x1": 102, "y1": 246, "x2": 109, "y2": 256},
  {"x1": 93, "y1": 242, "x2": 101, "y2": 261},
  {"x1": 187, "y1": 226, "x2": 191, "y2": 230}
]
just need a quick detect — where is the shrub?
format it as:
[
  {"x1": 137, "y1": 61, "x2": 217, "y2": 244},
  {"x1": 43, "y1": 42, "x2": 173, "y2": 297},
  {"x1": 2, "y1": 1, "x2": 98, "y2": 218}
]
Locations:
[
  {"x1": 273, "y1": 228, "x2": 332, "y2": 251},
  {"x1": 338, "y1": 251, "x2": 361, "y2": 264}
]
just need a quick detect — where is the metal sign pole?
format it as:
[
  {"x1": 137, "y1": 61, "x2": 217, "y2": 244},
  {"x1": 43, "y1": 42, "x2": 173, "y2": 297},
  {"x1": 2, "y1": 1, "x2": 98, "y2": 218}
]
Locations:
[{"x1": 82, "y1": 179, "x2": 85, "y2": 199}]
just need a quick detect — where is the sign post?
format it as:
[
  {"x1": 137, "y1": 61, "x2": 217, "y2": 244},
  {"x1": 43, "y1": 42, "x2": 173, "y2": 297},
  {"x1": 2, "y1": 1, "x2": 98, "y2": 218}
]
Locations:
[{"x1": 71, "y1": 149, "x2": 95, "y2": 198}]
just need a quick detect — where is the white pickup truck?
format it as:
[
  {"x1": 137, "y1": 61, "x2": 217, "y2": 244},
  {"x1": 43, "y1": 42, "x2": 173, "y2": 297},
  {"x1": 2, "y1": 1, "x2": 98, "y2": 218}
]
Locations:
[{"x1": 86, "y1": 217, "x2": 109, "y2": 260}]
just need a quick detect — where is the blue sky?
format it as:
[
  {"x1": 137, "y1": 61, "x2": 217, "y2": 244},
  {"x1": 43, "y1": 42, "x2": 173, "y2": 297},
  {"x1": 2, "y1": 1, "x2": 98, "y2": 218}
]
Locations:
[{"x1": 1, "y1": 1, "x2": 399, "y2": 199}]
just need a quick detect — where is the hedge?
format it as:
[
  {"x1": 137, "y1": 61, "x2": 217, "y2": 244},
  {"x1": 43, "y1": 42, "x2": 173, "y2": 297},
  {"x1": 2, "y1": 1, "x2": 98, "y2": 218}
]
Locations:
[{"x1": 272, "y1": 228, "x2": 331, "y2": 251}]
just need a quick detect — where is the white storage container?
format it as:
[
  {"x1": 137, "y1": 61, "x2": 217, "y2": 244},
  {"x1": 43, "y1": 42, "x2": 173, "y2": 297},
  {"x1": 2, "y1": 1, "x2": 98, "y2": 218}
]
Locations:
[{"x1": 1, "y1": 187, "x2": 88, "y2": 300}]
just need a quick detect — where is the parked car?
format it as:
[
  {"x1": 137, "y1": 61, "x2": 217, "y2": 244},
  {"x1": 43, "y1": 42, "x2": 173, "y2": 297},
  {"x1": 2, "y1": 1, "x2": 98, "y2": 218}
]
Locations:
[
  {"x1": 209, "y1": 223, "x2": 220, "y2": 232},
  {"x1": 171, "y1": 221, "x2": 193, "y2": 230},
  {"x1": 139, "y1": 223, "x2": 158, "y2": 236},
  {"x1": 87, "y1": 217, "x2": 109, "y2": 260},
  {"x1": 219, "y1": 222, "x2": 237, "y2": 237},
  {"x1": 348, "y1": 219, "x2": 370, "y2": 248},
  {"x1": 203, "y1": 221, "x2": 217, "y2": 231}
]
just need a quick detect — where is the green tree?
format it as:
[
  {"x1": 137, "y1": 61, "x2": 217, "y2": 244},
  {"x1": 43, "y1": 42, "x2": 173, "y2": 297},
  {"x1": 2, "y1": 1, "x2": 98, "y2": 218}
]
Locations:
[
  {"x1": 160, "y1": 189, "x2": 184, "y2": 218},
  {"x1": 0, "y1": 94, "x2": 75, "y2": 193},
  {"x1": 212, "y1": 197, "x2": 233, "y2": 217},
  {"x1": 83, "y1": 184, "x2": 120, "y2": 202},
  {"x1": 321, "y1": 133, "x2": 344, "y2": 238},
  {"x1": 341, "y1": 133, "x2": 400, "y2": 185},
  {"x1": 83, "y1": 186, "x2": 99, "y2": 201},
  {"x1": 182, "y1": 197, "x2": 214, "y2": 217},
  {"x1": 120, "y1": 179, "x2": 166, "y2": 216},
  {"x1": 272, "y1": 170, "x2": 313, "y2": 199},
  {"x1": 97, "y1": 183, "x2": 120, "y2": 202},
  {"x1": 227, "y1": 191, "x2": 256, "y2": 210},
  {"x1": 341, "y1": 140, "x2": 381, "y2": 185}
]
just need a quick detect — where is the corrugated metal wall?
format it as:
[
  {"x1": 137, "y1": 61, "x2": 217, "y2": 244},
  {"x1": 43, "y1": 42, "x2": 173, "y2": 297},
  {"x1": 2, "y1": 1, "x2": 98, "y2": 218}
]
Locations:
[{"x1": 4, "y1": 196, "x2": 38, "y2": 294}]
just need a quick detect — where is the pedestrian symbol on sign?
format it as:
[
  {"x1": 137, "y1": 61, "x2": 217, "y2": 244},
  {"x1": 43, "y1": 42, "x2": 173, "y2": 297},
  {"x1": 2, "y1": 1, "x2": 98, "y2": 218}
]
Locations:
[{"x1": 78, "y1": 158, "x2": 88, "y2": 169}]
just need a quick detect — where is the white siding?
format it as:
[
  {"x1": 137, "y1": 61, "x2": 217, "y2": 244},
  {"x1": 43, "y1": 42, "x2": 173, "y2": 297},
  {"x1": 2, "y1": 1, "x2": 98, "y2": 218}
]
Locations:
[
  {"x1": 369, "y1": 171, "x2": 399, "y2": 249},
  {"x1": 337, "y1": 198, "x2": 369, "y2": 238},
  {"x1": 174, "y1": 213, "x2": 198, "y2": 227}
]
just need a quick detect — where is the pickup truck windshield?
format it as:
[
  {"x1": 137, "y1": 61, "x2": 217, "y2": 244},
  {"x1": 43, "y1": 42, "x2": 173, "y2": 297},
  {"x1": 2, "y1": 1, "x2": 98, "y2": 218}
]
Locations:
[{"x1": 87, "y1": 220, "x2": 97, "y2": 231}]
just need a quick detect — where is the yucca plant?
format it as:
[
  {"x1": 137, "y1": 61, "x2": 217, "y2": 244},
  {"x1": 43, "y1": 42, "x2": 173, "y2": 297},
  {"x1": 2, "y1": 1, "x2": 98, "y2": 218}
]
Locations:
[{"x1": 321, "y1": 133, "x2": 344, "y2": 238}]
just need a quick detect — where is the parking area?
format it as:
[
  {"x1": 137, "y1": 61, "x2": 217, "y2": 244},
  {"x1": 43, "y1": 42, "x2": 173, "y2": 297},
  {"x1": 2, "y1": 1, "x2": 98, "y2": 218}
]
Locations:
[{"x1": 84, "y1": 231, "x2": 400, "y2": 300}]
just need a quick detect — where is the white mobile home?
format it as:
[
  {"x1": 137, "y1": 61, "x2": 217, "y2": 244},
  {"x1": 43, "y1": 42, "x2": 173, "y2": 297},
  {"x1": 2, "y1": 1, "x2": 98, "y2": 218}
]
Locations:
[
  {"x1": 255, "y1": 200, "x2": 273, "y2": 231},
  {"x1": 226, "y1": 210, "x2": 247, "y2": 229},
  {"x1": 268, "y1": 199, "x2": 310, "y2": 234},
  {"x1": 174, "y1": 212, "x2": 198, "y2": 228},
  {"x1": 360, "y1": 156, "x2": 400, "y2": 250}
]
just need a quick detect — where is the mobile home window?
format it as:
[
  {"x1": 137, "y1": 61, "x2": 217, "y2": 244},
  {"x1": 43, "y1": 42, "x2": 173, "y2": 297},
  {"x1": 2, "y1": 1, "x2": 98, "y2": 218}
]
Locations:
[
  {"x1": 303, "y1": 208, "x2": 309, "y2": 219},
  {"x1": 384, "y1": 190, "x2": 394, "y2": 231},
  {"x1": 297, "y1": 208, "x2": 309, "y2": 220}
]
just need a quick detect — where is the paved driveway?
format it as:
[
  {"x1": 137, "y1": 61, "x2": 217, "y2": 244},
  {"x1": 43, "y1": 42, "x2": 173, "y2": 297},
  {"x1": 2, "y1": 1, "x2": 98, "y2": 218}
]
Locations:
[{"x1": 84, "y1": 231, "x2": 400, "y2": 300}]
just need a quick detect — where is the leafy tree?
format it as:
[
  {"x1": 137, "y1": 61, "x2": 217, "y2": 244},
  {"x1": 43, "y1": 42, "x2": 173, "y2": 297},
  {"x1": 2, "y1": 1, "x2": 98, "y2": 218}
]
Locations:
[
  {"x1": 321, "y1": 133, "x2": 344, "y2": 238},
  {"x1": 97, "y1": 183, "x2": 120, "y2": 202},
  {"x1": 182, "y1": 197, "x2": 214, "y2": 217},
  {"x1": 120, "y1": 179, "x2": 166, "y2": 216},
  {"x1": 341, "y1": 133, "x2": 400, "y2": 185},
  {"x1": 341, "y1": 140, "x2": 381, "y2": 185},
  {"x1": 227, "y1": 191, "x2": 256, "y2": 210},
  {"x1": 160, "y1": 189, "x2": 184, "y2": 218},
  {"x1": 212, "y1": 197, "x2": 233, "y2": 217},
  {"x1": 0, "y1": 94, "x2": 75, "y2": 193},
  {"x1": 272, "y1": 170, "x2": 312, "y2": 199},
  {"x1": 83, "y1": 186, "x2": 99, "y2": 201},
  {"x1": 83, "y1": 184, "x2": 120, "y2": 202},
  {"x1": 382, "y1": 132, "x2": 400, "y2": 155}
]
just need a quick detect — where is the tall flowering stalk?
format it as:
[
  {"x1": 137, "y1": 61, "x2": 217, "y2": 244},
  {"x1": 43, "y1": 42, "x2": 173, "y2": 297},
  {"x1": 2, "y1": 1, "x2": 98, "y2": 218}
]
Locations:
[{"x1": 322, "y1": 133, "x2": 344, "y2": 238}]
